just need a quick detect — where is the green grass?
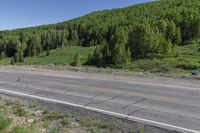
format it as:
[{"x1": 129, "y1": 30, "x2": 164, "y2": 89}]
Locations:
[
  {"x1": 0, "y1": 44, "x2": 199, "y2": 75},
  {"x1": 23, "y1": 46, "x2": 95, "y2": 65},
  {"x1": 10, "y1": 125, "x2": 35, "y2": 133},
  {"x1": 124, "y1": 43, "x2": 200, "y2": 75},
  {"x1": 78, "y1": 118, "x2": 116, "y2": 131},
  {"x1": 61, "y1": 117, "x2": 70, "y2": 125},
  {"x1": 45, "y1": 111, "x2": 62, "y2": 119},
  {"x1": 13, "y1": 105, "x2": 27, "y2": 117},
  {"x1": 0, "y1": 112, "x2": 12, "y2": 132}
]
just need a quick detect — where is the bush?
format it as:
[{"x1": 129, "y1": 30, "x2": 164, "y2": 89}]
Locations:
[
  {"x1": 78, "y1": 118, "x2": 116, "y2": 130},
  {"x1": 138, "y1": 126, "x2": 145, "y2": 133},
  {"x1": 61, "y1": 117, "x2": 70, "y2": 125},
  {"x1": 13, "y1": 106, "x2": 27, "y2": 117},
  {"x1": 46, "y1": 111, "x2": 62, "y2": 119},
  {"x1": 71, "y1": 53, "x2": 81, "y2": 66}
]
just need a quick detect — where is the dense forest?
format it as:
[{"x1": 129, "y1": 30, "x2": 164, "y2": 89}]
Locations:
[{"x1": 0, "y1": 0, "x2": 200, "y2": 67}]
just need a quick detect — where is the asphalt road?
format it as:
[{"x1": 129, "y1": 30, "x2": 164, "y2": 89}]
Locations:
[{"x1": 0, "y1": 68, "x2": 200, "y2": 133}]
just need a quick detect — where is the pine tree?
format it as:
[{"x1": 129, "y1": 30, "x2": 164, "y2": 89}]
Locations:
[
  {"x1": 14, "y1": 53, "x2": 19, "y2": 63},
  {"x1": 158, "y1": 19, "x2": 168, "y2": 36},
  {"x1": 175, "y1": 27, "x2": 182, "y2": 45},
  {"x1": 166, "y1": 21, "x2": 176, "y2": 43},
  {"x1": 112, "y1": 44, "x2": 127, "y2": 67},
  {"x1": 46, "y1": 46, "x2": 50, "y2": 56},
  {"x1": 129, "y1": 24, "x2": 157, "y2": 58},
  {"x1": 111, "y1": 28, "x2": 129, "y2": 66},
  {"x1": 19, "y1": 51, "x2": 24, "y2": 63},
  {"x1": 11, "y1": 57, "x2": 15, "y2": 65},
  {"x1": 126, "y1": 47, "x2": 131, "y2": 64},
  {"x1": 0, "y1": 51, "x2": 5, "y2": 60}
]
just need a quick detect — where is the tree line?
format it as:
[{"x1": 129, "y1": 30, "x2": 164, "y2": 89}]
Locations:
[{"x1": 0, "y1": 0, "x2": 199, "y2": 66}]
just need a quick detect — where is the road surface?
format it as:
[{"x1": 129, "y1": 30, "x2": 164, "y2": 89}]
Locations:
[{"x1": 0, "y1": 68, "x2": 200, "y2": 133}]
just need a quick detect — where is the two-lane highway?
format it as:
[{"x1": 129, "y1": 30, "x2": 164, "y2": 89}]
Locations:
[{"x1": 0, "y1": 68, "x2": 200, "y2": 133}]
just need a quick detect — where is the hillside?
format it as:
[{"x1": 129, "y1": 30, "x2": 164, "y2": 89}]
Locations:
[{"x1": 0, "y1": 0, "x2": 200, "y2": 74}]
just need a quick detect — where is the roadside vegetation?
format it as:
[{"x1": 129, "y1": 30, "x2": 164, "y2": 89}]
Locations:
[
  {"x1": 0, "y1": 0, "x2": 199, "y2": 75},
  {"x1": 0, "y1": 43, "x2": 199, "y2": 75},
  {"x1": 0, "y1": 95, "x2": 144, "y2": 133}
]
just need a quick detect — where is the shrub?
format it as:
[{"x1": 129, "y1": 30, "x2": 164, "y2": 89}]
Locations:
[
  {"x1": 78, "y1": 118, "x2": 116, "y2": 130},
  {"x1": 138, "y1": 126, "x2": 145, "y2": 133},
  {"x1": 71, "y1": 53, "x2": 81, "y2": 66},
  {"x1": 61, "y1": 117, "x2": 70, "y2": 125},
  {"x1": 46, "y1": 111, "x2": 62, "y2": 119},
  {"x1": 13, "y1": 106, "x2": 27, "y2": 117}
]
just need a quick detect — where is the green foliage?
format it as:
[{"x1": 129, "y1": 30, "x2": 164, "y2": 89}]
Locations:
[
  {"x1": 19, "y1": 52, "x2": 24, "y2": 63},
  {"x1": 46, "y1": 111, "x2": 62, "y2": 119},
  {"x1": 0, "y1": 0, "x2": 200, "y2": 67},
  {"x1": 23, "y1": 46, "x2": 94, "y2": 65},
  {"x1": 10, "y1": 57, "x2": 15, "y2": 65},
  {"x1": 78, "y1": 118, "x2": 116, "y2": 130},
  {"x1": 13, "y1": 105, "x2": 27, "y2": 117},
  {"x1": 46, "y1": 46, "x2": 50, "y2": 56},
  {"x1": 129, "y1": 24, "x2": 159, "y2": 58},
  {"x1": 0, "y1": 112, "x2": 12, "y2": 131},
  {"x1": 14, "y1": 53, "x2": 19, "y2": 63},
  {"x1": 61, "y1": 117, "x2": 70, "y2": 125},
  {"x1": 0, "y1": 51, "x2": 5, "y2": 60},
  {"x1": 10, "y1": 125, "x2": 35, "y2": 133},
  {"x1": 138, "y1": 126, "x2": 145, "y2": 133},
  {"x1": 71, "y1": 53, "x2": 81, "y2": 66}
]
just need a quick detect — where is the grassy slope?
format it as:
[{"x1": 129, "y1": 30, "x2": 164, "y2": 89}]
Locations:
[
  {"x1": 0, "y1": 46, "x2": 95, "y2": 66},
  {"x1": 0, "y1": 44, "x2": 199, "y2": 75},
  {"x1": 124, "y1": 43, "x2": 200, "y2": 74}
]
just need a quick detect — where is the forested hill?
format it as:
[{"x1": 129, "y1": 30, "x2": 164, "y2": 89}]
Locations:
[{"x1": 0, "y1": 0, "x2": 200, "y2": 67}]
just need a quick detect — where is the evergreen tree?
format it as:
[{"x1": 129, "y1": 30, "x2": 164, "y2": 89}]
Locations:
[
  {"x1": 11, "y1": 57, "x2": 15, "y2": 65},
  {"x1": 166, "y1": 21, "x2": 176, "y2": 43},
  {"x1": 19, "y1": 51, "x2": 24, "y2": 63},
  {"x1": 14, "y1": 53, "x2": 19, "y2": 63},
  {"x1": 112, "y1": 44, "x2": 127, "y2": 66},
  {"x1": 158, "y1": 19, "x2": 168, "y2": 36},
  {"x1": 46, "y1": 46, "x2": 50, "y2": 56},
  {"x1": 126, "y1": 47, "x2": 131, "y2": 64},
  {"x1": 71, "y1": 53, "x2": 81, "y2": 66},
  {"x1": 0, "y1": 51, "x2": 5, "y2": 60},
  {"x1": 111, "y1": 28, "x2": 128, "y2": 65},
  {"x1": 129, "y1": 24, "x2": 158, "y2": 58},
  {"x1": 174, "y1": 27, "x2": 182, "y2": 45},
  {"x1": 194, "y1": 18, "x2": 200, "y2": 42}
]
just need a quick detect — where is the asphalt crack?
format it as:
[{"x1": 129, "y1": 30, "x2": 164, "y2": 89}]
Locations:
[
  {"x1": 84, "y1": 93, "x2": 124, "y2": 106},
  {"x1": 125, "y1": 109, "x2": 143, "y2": 119},
  {"x1": 122, "y1": 98, "x2": 146, "y2": 109}
]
